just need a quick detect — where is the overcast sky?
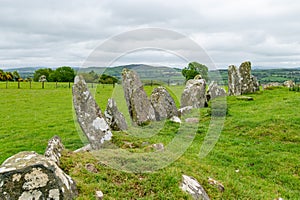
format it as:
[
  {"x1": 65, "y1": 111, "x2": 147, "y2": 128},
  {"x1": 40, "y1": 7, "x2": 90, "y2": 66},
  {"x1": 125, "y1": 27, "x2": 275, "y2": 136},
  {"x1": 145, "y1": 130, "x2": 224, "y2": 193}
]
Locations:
[{"x1": 1, "y1": 0, "x2": 300, "y2": 69}]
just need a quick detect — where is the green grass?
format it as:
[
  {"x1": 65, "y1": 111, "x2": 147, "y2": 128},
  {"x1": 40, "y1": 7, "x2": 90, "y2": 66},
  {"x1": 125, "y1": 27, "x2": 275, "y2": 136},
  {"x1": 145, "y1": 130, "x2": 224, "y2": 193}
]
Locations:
[{"x1": 0, "y1": 82, "x2": 299, "y2": 199}]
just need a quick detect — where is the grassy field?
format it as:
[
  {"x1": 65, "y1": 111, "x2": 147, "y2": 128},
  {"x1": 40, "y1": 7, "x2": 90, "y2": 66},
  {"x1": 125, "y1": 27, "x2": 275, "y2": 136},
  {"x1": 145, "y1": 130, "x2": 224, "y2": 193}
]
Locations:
[{"x1": 0, "y1": 82, "x2": 299, "y2": 199}]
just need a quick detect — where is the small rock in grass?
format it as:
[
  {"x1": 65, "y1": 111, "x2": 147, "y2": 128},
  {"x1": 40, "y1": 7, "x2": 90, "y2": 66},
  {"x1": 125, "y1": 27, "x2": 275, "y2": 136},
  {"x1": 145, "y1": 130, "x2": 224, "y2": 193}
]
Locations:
[
  {"x1": 85, "y1": 163, "x2": 98, "y2": 173},
  {"x1": 170, "y1": 116, "x2": 181, "y2": 124},
  {"x1": 208, "y1": 177, "x2": 224, "y2": 192},
  {"x1": 236, "y1": 96, "x2": 254, "y2": 101},
  {"x1": 181, "y1": 174, "x2": 210, "y2": 200},
  {"x1": 185, "y1": 118, "x2": 199, "y2": 124},
  {"x1": 152, "y1": 143, "x2": 164, "y2": 151},
  {"x1": 95, "y1": 190, "x2": 104, "y2": 200}
]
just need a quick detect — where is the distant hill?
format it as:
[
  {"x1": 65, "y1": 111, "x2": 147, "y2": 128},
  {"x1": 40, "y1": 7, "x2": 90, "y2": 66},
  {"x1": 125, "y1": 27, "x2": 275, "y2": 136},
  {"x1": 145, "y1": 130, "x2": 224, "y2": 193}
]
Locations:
[
  {"x1": 78, "y1": 64, "x2": 184, "y2": 84},
  {"x1": 2, "y1": 65, "x2": 300, "y2": 85}
]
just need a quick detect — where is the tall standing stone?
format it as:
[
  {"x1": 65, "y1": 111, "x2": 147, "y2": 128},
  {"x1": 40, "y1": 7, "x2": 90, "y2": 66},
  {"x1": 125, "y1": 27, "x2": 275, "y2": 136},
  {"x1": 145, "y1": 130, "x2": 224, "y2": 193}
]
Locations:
[
  {"x1": 239, "y1": 61, "x2": 253, "y2": 94},
  {"x1": 228, "y1": 65, "x2": 241, "y2": 96},
  {"x1": 181, "y1": 78, "x2": 207, "y2": 108},
  {"x1": 122, "y1": 69, "x2": 155, "y2": 126},
  {"x1": 104, "y1": 98, "x2": 128, "y2": 131},
  {"x1": 228, "y1": 61, "x2": 259, "y2": 95},
  {"x1": 73, "y1": 75, "x2": 112, "y2": 150},
  {"x1": 150, "y1": 86, "x2": 178, "y2": 120}
]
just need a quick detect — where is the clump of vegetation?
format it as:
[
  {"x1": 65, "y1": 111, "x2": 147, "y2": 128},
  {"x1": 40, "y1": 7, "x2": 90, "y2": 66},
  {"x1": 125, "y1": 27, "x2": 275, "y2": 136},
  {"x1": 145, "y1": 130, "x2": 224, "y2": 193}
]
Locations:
[
  {"x1": 99, "y1": 74, "x2": 119, "y2": 85},
  {"x1": 182, "y1": 61, "x2": 208, "y2": 82},
  {"x1": 33, "y1": 66, "x2": 75, "y2": 82}
]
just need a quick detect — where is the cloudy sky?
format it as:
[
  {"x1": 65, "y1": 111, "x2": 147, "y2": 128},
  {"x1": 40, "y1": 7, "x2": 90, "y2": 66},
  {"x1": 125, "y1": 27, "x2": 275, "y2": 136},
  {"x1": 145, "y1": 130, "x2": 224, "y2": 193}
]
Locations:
[{"x1": 1, "y1": 0, "x2": 300, "y2": 69}]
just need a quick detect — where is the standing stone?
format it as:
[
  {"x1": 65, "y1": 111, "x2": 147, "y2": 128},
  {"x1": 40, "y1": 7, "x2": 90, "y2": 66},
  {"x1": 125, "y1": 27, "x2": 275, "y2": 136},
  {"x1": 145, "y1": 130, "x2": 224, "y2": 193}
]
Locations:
[
  {"x1": 251, "y1": 75, "x2": 260, "y2": 92},
  {"x1": 104, "y1": 98, "x2": 128, "y2": 131},
  {"x1": 122, "y1": 69, "x2": 155, "y2": 126},
  {"x1": 73, "y1": 75, "x2": 112, "y2": 150},
  {"x1": 150, "y1": 86, "x2": 178, "y2": 120},
  {"x1": 228, "y1": 61, "x2": 259, "y2": 95},
  {"x1": 239, "y1": 61, "x2": 253, "y2": 94},
  {"x1": 181, "y1": 175, "x2": 210, "y2": 200},
  {"x1": 228, "y1": 65, "x2": 241, "y2": 96},
  {"x1": 44, "y1": 135, "x2": 64, "y2": 165},
  {"x1": 181, "y1": 79, "x2": 207, "y2": 108},
  {"x1": 0, "y1": 151, "x2": 78, "y2": 200},
  {"x1": 207, "y1": 81, "x2": 226, "y2": 100}
]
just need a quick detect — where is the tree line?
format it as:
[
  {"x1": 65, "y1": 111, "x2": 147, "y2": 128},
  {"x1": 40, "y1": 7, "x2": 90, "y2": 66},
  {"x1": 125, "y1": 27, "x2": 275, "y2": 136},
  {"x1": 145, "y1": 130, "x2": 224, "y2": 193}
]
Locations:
[
  {"x1": 0, "y1": 70, "x2": 21, "y2": 81},
  {"x1": 1, "y1": 62, "x2": 208, "y2": 84}
]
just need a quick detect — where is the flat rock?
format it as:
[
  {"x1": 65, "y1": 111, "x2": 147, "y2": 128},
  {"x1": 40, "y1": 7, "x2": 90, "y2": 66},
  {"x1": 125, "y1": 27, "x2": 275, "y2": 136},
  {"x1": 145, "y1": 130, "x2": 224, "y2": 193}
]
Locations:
[
  {"x1": 73, "y1": 75, "x2": 112, "y2": 150},
  {"x1": 236, "y1": 96, "x2": 254, "y2": 101},
  {"x1": 0, "y1": 151, "x2": 78, "y2": 200}
]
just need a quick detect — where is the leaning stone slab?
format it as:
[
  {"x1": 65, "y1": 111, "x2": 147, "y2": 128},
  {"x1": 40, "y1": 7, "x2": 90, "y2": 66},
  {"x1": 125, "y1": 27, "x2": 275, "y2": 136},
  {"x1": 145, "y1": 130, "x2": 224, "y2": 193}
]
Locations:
[
  {"x1": 207, "y1": 81, "x2": 226, "y2": 101},
  {"x1": 122, "y1": 69, "x2": 155, "y2": 126},
  {"x1": 150, "y1": 86, "x2": 178, "y2": 120},
  {"x1": 178, "y1": 106, "x2": 193, "y2": 117},
  {"x1": 44, "y1": 135, "x2": 64, "y2": 165},
  {"x1": 73, "y1": 75, "x2": 112, "y2": 150},
  {"x1": 105, "y1": 98, "x2": 128, "y2": 131},
  {"x1": 181, "y1": 175, "x2": 210, "y2": 200},
  {"x1": 0, "y1": 151, "x2": 78, "y2": 200},
  {"x1": 181, "y1": 79, "x2": 207, "y2": 108}
]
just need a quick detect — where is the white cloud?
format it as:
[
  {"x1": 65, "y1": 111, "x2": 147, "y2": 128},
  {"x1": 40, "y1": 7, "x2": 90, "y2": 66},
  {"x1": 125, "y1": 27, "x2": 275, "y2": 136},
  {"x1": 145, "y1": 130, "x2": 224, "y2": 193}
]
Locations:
[{"x1": 0, "y1": 0, "x2": 300, "y2": 69}]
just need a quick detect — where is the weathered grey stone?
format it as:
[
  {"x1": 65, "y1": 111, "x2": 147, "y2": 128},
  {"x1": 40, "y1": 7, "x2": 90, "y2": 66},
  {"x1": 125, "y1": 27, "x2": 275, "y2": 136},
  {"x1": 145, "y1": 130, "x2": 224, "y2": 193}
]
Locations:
[
  {"x1": 207, "y1": 81, "x2": 226, "y2": 101},
  {"x1": 45, "y1": 135, "x2": 64, "y2": 165},
  {"x1": 122, "y1": 68, "x2": 155, "y2": 126},
  {"x1": 178, "y1": 106, "x2": 193, "y2": 117},
  {"x1": 181, "y1": 79, "x2": 207, "y2": 108},
  {"x1": 185, "y1": 118, "x2": 199, "y2": 124},
  {"x1": 85, "y1": 163, "x2": 98, "y2": 173},
  {"x1": 74, "y1": 144, "x2": 92, "y2": 153},
  {"x1": 73, "y1": 75, "x2": 112, "y2": 150},
  {"x1": 181, "y1": 175, "x2": 210, "y2": 200},
  {"x1": 228, "y1": 62, "x2": 259, "y2": 95},
  {"x1": 96, "y1": 190, "x2": 104, "y2": 200},
  {"x1": 228, "y1": 65, "x2": 241, "y2": 96},
  {"x1": 0, "y1": 151, "x2": 77, "y2": 200},
  {"x1": 152, "y1": 143, "x2": 164, "y2": 151},
  {"x1": 105, "y1": 98, "x2": 128, "y2": 131},
  {"x1": 170, "y1": 116, "x2": 181, "y2": 124},
  {"x1": 239, "y1": 61, "x2": 253, "y2": 94},
  {"x1": 263, "y1": 82, "x2": 281, "y2": 90},
  {"x1": 283, "y1": 80, "x2": 295, "y2": 88},
  {"x1": 150, "y1": 86, "x2": 178, "y2": 120},
  {"x1": 251, "y1": 75, "x2": 260, "y2": 92}
]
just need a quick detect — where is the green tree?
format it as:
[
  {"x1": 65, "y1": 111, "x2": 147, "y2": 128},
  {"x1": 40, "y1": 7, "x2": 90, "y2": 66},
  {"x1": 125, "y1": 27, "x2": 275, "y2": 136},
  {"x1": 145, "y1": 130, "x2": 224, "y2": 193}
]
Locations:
[
  {"x1": 182, "y1": 62, "x2": 208, "y2": 82},
  {"x1": 12, "y1": 71, "x2": 20, "y2": 81},
  {"x1": 99, "y1": 74, "x2": 119, "y2": 84},
  {"x1": 33, "y1": 68, "x2": 53, "y2": 82},
  {"x1": 48, "y1": 66, "x2": 75, "y2": 82}
]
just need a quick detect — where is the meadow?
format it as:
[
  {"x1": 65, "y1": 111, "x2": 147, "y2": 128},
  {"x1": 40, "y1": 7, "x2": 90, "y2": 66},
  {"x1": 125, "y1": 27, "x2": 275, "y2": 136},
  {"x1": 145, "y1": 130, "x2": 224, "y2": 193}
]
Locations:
[{"x1": 0, "y1": 81, "x2": 299, "y2": 199}]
